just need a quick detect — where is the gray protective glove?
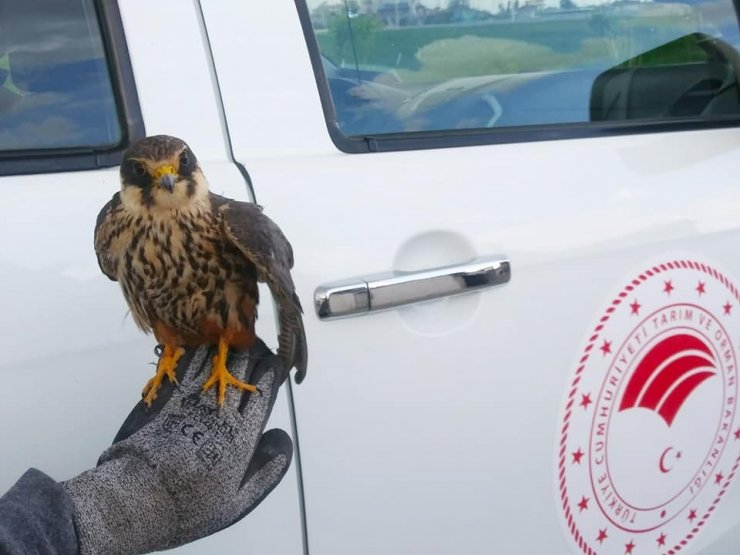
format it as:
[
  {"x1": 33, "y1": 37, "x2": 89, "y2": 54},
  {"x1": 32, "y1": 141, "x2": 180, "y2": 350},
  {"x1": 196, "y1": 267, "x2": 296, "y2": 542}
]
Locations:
[{"x1": 62, "y1": 339, "x2": 293, "y2": 554}]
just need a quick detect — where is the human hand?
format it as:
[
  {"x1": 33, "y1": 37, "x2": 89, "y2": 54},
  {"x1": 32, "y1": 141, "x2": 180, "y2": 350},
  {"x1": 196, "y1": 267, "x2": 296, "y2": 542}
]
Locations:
[{"x1": 62, "y1": 339, "x2": 293, "y2": 554}]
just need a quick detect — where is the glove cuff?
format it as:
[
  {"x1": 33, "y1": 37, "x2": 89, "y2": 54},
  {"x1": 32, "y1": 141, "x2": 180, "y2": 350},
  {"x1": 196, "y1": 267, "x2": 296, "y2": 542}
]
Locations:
[{"x1": 62, "y1": 457, "x2": 177, "y2": 555}]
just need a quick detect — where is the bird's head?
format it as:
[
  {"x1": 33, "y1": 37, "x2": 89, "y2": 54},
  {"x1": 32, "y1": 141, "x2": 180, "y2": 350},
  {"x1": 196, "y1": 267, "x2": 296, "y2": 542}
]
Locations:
[{"x1": 119, "y1": 135, "x2": 209, "y2": 213}]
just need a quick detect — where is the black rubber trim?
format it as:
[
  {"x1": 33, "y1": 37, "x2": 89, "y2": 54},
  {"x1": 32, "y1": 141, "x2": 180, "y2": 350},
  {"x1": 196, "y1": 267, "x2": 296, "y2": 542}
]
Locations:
[
  {"x1": 0, "y1": 0, "x2": 145, "y2": 176},
  {"x1": 293, "y1": 0, "x2": 740, "y2": 154},
  {"x1": 364, "y1": 116, "x2": 740, "y2": 152}
]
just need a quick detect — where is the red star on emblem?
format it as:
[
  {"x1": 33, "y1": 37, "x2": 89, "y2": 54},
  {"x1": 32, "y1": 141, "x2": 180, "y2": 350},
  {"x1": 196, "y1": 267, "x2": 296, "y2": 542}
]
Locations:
[
  {"x1": 688, "y1": 508, "x2": 697, "y2": 522},
  {"x1": 735, "y1": 428, "x2": 740, "y2": 440},
  {"x1": 657, "y1": 532, "x2": 667, "y2": 546},
  {"x1": 715, "y1": 472, "x2": 724, "y2": 485},
  {"x1": 724, "y1": 302, "x2": 733, "y2": 315},
  {"x1": 596, "y1": 529, "x2": 608, "y2": 544},
  {"x1": 577, "y1": 496, "x2": 589, "y2": 512},
  {"x1": 664, "y1": 280, "x2": 674, "y2": 295},
  {"x1": 572, "y1": 448, "x2": 584, "y2": 464},
  {"x1": 580, "y1": 393, "x2": 592, "y2": 410},
  {"x1": 600, "y1": 340, "x2": 612, "y2": 355},
  {"x1": 629, "y1": 299, "x2": 641, "y2": 315},
  {"x1": 697, "y1": 281, "x2": 706, "y2": 295},
  {"x1": 625, "y1": 539, "x2": 635, "y2": 554}
]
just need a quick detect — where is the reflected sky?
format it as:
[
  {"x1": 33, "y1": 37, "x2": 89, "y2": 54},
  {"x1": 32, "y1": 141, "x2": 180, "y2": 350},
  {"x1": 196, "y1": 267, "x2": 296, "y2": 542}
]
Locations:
[{"x1": 0, "y1": 0, "x2": 121, "y2": 151}]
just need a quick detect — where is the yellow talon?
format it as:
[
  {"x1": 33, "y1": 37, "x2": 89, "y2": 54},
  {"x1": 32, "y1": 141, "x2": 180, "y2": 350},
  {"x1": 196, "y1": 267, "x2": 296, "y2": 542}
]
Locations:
[
  {"x1": 143, "y1": 344, "x2": 183, "y2": 406},
  {"x1": 202, "y1": 338, "x2": 256, "y2": 405}
]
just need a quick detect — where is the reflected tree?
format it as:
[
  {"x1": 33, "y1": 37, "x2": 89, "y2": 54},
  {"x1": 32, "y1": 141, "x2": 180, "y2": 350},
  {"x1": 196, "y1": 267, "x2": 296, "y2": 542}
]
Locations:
[{"x1": 328, "y1": 11, "x2": 381, "y2": 66}]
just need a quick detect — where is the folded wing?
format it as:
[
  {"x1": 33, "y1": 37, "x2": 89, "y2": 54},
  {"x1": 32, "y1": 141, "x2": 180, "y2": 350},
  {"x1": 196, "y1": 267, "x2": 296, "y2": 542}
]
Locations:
[{"x1": 212, "y1": 193, "x2": 307, "y2": 382}]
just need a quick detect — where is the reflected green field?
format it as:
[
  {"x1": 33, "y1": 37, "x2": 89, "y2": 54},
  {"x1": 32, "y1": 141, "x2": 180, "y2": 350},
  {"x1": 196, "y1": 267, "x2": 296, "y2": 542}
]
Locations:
[{"x1": 317, "y1": 10, "x2": 704, "y2": 79}]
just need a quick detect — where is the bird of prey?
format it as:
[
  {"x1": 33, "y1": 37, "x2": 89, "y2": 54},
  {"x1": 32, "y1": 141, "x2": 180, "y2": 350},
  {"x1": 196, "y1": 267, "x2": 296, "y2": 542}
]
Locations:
[{"x1": 94, "y1": 135, "x2": 306, "y2": 405}]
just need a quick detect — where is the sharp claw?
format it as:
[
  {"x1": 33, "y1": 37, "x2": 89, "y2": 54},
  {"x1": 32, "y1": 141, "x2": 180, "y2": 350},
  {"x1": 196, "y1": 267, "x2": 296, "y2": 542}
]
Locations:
[{"x1": 142, "y1": 344, "x2": 183, "y2": 407}]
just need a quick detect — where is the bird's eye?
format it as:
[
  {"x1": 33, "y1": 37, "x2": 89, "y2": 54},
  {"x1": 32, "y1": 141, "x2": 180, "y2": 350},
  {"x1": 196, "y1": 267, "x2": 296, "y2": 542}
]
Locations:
[
  {"x1": 132, "y1": 162, "x2": 146, "y2": 177},
  {"x1": 179, "y1": 151, "x2": 190, "y2": 167}
]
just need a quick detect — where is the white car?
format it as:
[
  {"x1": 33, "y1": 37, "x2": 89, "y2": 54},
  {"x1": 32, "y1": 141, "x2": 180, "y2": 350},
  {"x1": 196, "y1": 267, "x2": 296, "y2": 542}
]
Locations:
[{"x1": 2, "y1": 0, "x2": 740, "y2": 553}]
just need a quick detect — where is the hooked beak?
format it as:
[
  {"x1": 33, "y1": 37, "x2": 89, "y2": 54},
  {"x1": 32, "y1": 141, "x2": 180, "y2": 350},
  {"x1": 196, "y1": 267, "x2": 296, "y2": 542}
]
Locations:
[{"x1": 153, "y1": 165, "x2": 177, "y2": 192}]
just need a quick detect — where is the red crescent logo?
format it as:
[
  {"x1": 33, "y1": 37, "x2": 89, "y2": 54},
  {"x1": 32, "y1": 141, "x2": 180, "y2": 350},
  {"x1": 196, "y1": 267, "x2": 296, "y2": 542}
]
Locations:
[{"x1": 659, "y1": 447, "x2": 674, "y2": 473}]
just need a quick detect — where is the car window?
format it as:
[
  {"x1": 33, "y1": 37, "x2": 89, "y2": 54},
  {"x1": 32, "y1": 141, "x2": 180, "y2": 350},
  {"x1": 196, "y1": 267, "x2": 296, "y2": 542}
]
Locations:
[
  {"x1": 301, "y1": 0, "x2": 740, "y2": 137},
  {"x1": 0, "y1": 0, "x2": 122, "y2": 152}
]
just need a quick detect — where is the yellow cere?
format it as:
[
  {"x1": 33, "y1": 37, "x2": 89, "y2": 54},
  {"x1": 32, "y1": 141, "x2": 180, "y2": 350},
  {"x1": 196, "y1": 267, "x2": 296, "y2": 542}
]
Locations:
[{"x1": 153, "y1": 165, "x2": 177, "y2": 180}]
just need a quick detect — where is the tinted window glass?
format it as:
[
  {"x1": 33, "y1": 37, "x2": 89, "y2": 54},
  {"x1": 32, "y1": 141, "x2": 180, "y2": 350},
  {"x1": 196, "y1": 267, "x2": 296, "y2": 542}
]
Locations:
[
  {"x1": 0, "y1": 0, "x2": 121, "y2": 151},
  {"x1": 304, "y1": 0, "x2": 740, "y2": 136}
]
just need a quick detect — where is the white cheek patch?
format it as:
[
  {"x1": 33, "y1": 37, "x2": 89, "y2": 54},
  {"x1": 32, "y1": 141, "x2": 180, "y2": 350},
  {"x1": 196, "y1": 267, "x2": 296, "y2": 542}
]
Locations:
[
  {"x1": 120, "y1": 186, "x2": 143, "y2": 213},
  {"x1": 556, "y1": 254, "x2": 740, "y2": 554}
]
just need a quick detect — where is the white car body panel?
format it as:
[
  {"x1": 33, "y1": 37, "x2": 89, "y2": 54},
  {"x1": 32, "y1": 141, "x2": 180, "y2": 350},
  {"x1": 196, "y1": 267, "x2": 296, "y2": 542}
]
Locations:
[
  {"x1": 0, "y1": 0, "x2": 738, "y2": 553},
  {"x1": 203, "y1": 2, "x2": 740, "y2": 553}
]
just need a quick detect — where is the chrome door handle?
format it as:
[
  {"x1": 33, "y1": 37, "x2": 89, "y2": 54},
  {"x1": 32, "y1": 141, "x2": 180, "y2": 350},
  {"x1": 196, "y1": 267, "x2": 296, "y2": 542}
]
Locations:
[{"x1": 314, "y1": 255, "x2": 510, "y2": 319}]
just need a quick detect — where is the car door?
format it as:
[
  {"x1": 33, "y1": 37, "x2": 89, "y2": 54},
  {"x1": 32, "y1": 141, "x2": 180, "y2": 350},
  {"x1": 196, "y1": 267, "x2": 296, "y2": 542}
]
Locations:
[
  {"x1": 0, "y1": 1, "x2": 303, "y2": 553},
  {"x1": 205, "y1": 1, "x2": 740, "y2": 553}
]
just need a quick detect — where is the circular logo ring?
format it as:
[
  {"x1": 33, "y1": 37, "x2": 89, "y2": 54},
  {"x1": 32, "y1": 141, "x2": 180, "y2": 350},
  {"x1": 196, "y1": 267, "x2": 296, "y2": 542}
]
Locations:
[{"x1": 558, "y1": 259, "x2": 740, "y2": 555}]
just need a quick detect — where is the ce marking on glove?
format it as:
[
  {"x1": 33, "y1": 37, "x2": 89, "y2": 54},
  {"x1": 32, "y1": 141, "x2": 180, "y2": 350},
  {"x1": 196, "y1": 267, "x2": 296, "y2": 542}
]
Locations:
[
  {"x1": 162, "y1": 414, "x2": 225, "y2": 469},
  {"x1": 162, "y1": 414, "x2": 205, "y2": 445},
  {"x1": 181, "y1": 423, "x2": 205, "y2": 446}
]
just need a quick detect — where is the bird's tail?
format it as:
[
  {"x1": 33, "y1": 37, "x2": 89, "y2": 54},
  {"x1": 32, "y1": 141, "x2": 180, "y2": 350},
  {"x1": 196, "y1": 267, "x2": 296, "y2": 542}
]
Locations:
[{"x1": 278, "y1": 298, "x2": 307, "y2": 383}]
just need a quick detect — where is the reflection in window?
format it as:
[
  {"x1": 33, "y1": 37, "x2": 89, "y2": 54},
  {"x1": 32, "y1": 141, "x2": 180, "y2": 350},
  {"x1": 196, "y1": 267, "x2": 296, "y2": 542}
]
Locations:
[
  {"x1": 304, "y1": 0, "x2": 740, "y2": 135},
  {"x1": 0, "y1": 0, "x2": 121, "y2": 151}
]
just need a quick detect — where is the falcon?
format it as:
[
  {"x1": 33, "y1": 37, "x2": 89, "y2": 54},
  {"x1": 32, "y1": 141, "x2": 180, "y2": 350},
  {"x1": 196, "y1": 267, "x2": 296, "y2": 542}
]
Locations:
[{"x1": 95, "y1": 135, "x2": 307, "y2": 405}]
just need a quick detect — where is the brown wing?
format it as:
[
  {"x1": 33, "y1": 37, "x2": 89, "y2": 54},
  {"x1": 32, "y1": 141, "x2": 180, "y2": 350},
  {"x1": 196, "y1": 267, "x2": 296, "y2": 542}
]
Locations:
[
  {"x1": 94, "y1": 192, "x2": 122, "y2": 282},
  {"x1": 211, "y1": 193, "x2": 307, "y2": 383}
]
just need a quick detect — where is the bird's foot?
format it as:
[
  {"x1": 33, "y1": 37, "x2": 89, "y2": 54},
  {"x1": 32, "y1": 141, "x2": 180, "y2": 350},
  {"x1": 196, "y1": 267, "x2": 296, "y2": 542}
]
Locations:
[
  {"x1": 202, "y1": 339, "x2": 256, "y2": 405},
  {"x1": 143, "y1": 344, "x2": 184, "y2": 406}
]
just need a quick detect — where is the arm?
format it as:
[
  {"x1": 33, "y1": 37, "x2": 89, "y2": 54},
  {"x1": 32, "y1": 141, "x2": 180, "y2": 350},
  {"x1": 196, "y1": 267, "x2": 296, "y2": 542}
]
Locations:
[
  {"x1": 0, "y1": 339, "x2": 292, "y2": 555},
  {"x1": 0, "y1": 468, "x2": 78, "y2": 555}
]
